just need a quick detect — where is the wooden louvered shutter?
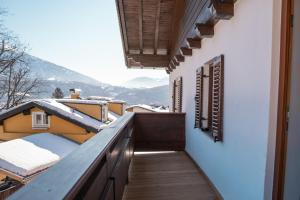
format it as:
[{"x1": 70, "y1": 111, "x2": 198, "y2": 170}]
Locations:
[
  {"x1": 178, "y1": 77, "x2": 183, "y2": 112},
  {"x1": 194, "y1": 55, "x2": 224, "y2": 142},
  {"x1": 172, "y1": 80, "x2": 176, "y2": 112},
  {"x1": 172, "y1": 77, "x2": 183, "y2": 113},
  {"x1": 211, "y1": 55, "x2": 224, "y2": 142},
  {"x1": 194, "y1": 68, "x2": 202, "y2": 128}
]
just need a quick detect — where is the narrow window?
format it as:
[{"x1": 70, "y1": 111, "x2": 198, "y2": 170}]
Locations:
[
  {"x1": 32, "y1": 112, "x2": 50, "y2": 129},
  {"x1": 194, "y1": 55, "x2": 224, "y2": 142}
]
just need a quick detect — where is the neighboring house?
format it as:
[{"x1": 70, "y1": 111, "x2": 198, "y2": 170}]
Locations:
[
  {"x1": 88, "y1": 96, "x2": 127, "y2": 116},
  {"x1": 116, "y1": 0, "x2": 298, "y2": 199},
  {"x1": 108, "y1": 100, "x2": 126, "y2": 116},
  {"x1": 0, "y1": 99, "x2": 107, "y2": 143},
  {"x1": 126, "y1": 105, "x2": 155, "y2": 113},
  {"x1": 56, "y1": 99, "x2": 109, "y2": 122},
  {"x1": 126, "y1": 104, "x2": 168, "y2": 113}
]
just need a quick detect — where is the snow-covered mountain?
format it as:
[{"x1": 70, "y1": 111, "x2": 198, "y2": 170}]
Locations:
[
  {"x1": 24, "y1": 55, "x2": 169, "y2": 106},
  {"x1": 25, "y1": 55, "x2": 108, "y2": 87},
  {"x1": 123, "y1": 77, "x2": 169, "y2": 88}
]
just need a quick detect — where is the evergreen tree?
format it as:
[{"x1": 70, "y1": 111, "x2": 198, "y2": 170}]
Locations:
[{"x1": 52, "y1": 87, "x2": 64, "y2": 99}]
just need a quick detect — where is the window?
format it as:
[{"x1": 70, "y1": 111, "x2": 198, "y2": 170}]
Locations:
[
  {"x1": 194, "y1": 55, "x2": 224, "y2": 142},
  {"x1": 32, "y1": 112, "x2": 50, "y2": 129},
  {"x1": 172, "y1": 77, "x2": 183, "y2": 113}
]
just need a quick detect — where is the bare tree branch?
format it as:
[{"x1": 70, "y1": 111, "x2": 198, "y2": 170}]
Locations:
[{"x1": 0, "y1": 9, "x2": 42, "y2": 110}]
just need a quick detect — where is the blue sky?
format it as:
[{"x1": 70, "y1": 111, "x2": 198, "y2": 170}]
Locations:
[{"x1": 0, "y1": 0, "x2": 167, "y2": 85}]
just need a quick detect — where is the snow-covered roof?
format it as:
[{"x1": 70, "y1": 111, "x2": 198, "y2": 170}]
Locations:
[
  {"x1": 56, "y1": 99, "x2": 108, "y2": 105},
  {"x1": 86, "y1": 96, "x2": 126, "y2": 104},
  {"x1": 87, "y1": 96, "x2": 113, "y2": 101},
  {"x1": 0, "y1": 99, "x2": 105, "y2": 132},
  {"x1": 109, "y1": 99, "x2": 126, "y2": 104},
  {"x1": 0, "y1": 133, "x2": 79, "y2": 178},
  {"x1": 126, "y1": 104, "x2": 169, "y2": 112},
  {"x1": 126, "y1": 104, "x2": 155, "y2": 112}
]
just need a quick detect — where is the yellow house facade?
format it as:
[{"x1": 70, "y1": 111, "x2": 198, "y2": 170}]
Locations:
[
  {"x1": 108, "y1": 100, "x2": 126, "y2": 116},
  {"x1": 0, "y1": 99, "x2": 107, "y2": 143}
]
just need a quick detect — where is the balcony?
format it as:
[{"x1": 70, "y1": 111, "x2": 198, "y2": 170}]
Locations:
[{"x1": 8, "y1": 112, "x2": 220, "y2": 200}]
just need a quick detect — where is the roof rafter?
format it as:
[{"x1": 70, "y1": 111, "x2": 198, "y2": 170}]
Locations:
[
  {"x1": 154, "y1": 0, "x2": 161, "y2": 55},
  {"x1": 128, "y1": 54, "x2": 169, "y2": 67},
  {"x1": 139, "y1": 0, "x2": 143, "y2": 53}
]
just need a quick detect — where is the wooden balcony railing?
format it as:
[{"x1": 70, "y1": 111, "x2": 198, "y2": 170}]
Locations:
[{"x1": 8, "y1": 112, "x2": 185, "y2": 200}]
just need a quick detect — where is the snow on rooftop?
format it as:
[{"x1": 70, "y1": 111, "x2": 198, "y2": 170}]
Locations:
[
  {"x1": 127, "y1": 104, "x2": 169, "y2": 112},
  {"x1": 0, "y1": 133, "x2": 79, "y2": 177},
  {"x1": 86, "y1": 96, "x2": 126, "y2": 104},
  {"x1": 56, "y1": 99, "x2": 108, "y2": 105},
  {"x1": 34, "y1": 99, "x2": 105, "y2": 131},
  {"x1": 109, "y1": 99, "x2": 126, "y2": 104},
  {"x1": 87, "y1": 96, "x2": 113, "y2": 101}
]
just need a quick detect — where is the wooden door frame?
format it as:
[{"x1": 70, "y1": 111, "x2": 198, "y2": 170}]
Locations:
[{"x1": 272, "y1": 0, "x2": 293, "y2": 199}]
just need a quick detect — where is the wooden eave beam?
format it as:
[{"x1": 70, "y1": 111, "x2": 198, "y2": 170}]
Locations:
[
  {"x1": 167, "y1": 65, "x2": 173, "y2": 72},
  {"x1": 127, "y1": 54, "x2": 169, "y2": 67},
  {"x1": 186, "y1": 38, "x2": 201, "y2": 49},
  {"x1": 139, "y1": 0, "x2": 143, "y2": 53},
  {"x1": 195, "y1": 24, "x2": 214, "y2": 38},
  {"x1": 116, "y1": 0, "x2": 129, "y2": 66},
  {"x1": 170, "y1": 61, "x2": 176, "y2": 69},
  {"x1": 172, "y1": 58, "x2": 179, "y2": 66},
  {"x1": 154, "y1": 0, "x2": 161, "y2": 55},
  {"x1": 175, "y1": 54, "x2": 185, "y2": 62},
  {"x1": 210, "y1": 0, "x2": 234, "y2": 20},
  {"x1": 180, "y1": 47, "x2": 192, "y2": 56}
]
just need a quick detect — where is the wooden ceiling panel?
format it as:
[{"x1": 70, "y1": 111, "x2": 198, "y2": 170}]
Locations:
[
  {"x1": 123, "y1": 1, "x2": 139, "y2": 50},
  {"x1": 117, "y1": 0, "x2": 185, "y2": 68}
]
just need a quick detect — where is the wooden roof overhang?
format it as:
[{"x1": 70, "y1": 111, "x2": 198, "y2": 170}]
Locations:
[{"x1": 116, "y1": 0, "x2": 236, "y2": 73}]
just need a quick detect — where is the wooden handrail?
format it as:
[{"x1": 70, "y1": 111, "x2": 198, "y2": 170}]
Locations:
[{"x1": 9, "y1": 112, "x2": 135, "y2": 200}]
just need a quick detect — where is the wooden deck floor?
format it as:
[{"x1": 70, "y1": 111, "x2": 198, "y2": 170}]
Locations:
[{"x1": 122, "y1": 151, "x2": 220, "y2": 200}]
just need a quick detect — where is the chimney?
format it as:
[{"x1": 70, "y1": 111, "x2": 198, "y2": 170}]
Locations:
[{"x1": 69, "y1": 88, "x2": 81, "y2": 99}]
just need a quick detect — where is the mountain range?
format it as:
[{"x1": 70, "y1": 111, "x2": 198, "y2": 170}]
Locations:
[
  {"x1": 24, "y1": 55, "x2": 169, "y2": 106},
  {"x1": 123, "y1": 77, "x2": 169, "y2": 88}
]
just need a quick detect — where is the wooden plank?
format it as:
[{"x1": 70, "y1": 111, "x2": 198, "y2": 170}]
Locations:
[
  {"x1": 211, "y1": 0, "x2": 234, "y2": 20},
  {"x1": 273, "y1": 0, "x2": 293, "y2": 199},
  {"x1": 180, "y1": 47, "x2": 192, "y2": 56},
  {"x1": 154, "y1": 0, "x2": 161, "y2": 55},
  {"x1": 138, "y1": 0, "x2": 143, "y2": 53},
  {"x1": 166, "y1": 65, "x2": 173, "y2": 72},
  {"x1": 134, "y1": 113, "x2": 185, "y2": 151},
  {"x1": 0, "y1": 183, "x2": 22, "y2": 200},
  {"x1": 186, "y1": 37, "x2": 201, "y2": 49},
  {"x1": 170, "y1": 60, "x2": 176, "y2": 69},
  {"x1": 196, "y1": 23, "x2": 214, "y2": 38},
  {"x1": 116, "y1": 0, "x2": 129, "y2": 66},
  {"x1": 175, "y1": 54, "x2": 185, "y2": 62},
  {"x1": 172, "y1": 58, "x2": 180, "y2": 66},
  {"x1": 127, "y1": 54, "x2": 169, "y2": 67},
  {"x1": 123, "y1": 152, "x2": 220, "y2": 200}
]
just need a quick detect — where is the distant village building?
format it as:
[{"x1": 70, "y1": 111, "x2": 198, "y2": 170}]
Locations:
[
  {"x1": 126, "y1": 104, "x2": 169, "y2": 113},
  {"x1": 87, "y1": 96, "x2": 127, "y2": 116}
]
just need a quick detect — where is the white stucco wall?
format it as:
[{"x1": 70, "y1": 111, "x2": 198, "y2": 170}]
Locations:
[{"x1": 169, "y1": 0, "x2": 280, "y2": 199}]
